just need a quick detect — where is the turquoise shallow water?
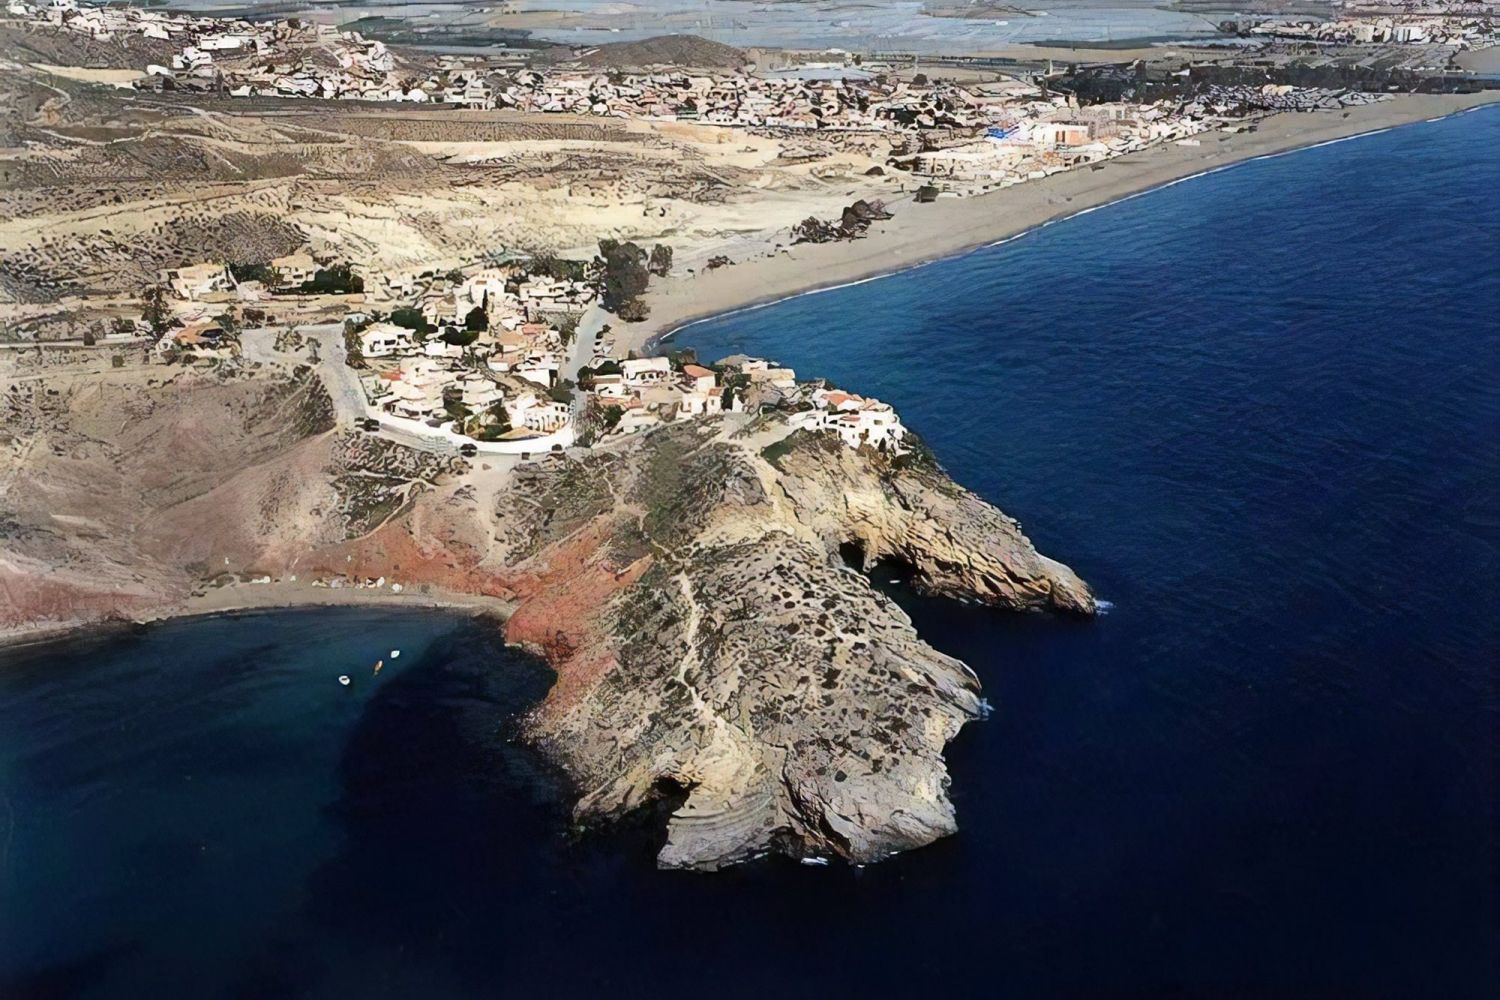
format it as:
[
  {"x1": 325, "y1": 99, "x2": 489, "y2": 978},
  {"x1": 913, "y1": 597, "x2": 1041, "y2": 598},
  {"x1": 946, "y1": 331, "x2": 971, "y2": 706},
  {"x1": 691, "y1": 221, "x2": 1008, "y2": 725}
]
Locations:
[{"x1": 3, "y1": 107, "x2": 1499, "y2": 997}]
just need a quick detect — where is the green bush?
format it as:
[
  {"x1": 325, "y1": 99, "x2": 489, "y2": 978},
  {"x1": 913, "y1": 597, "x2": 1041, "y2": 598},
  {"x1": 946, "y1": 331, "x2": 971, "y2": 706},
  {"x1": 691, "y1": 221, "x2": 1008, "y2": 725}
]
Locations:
[
  {"x1": 299, "y1": 264, "x2": 364, "y2": 295},
  {"x1": 229, "y1": 262, "x2": 277, "y2": 284},
  {"x1": 390, "y1": 308, "x2": 431, "y2": 333}
]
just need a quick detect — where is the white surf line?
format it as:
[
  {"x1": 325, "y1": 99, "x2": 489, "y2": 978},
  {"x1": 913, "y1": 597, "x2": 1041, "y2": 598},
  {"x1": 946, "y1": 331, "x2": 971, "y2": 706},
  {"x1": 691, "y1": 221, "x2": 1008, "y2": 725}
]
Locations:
[{"x1": 655, "y1": 103, "x2": 1491, "y2": 348}]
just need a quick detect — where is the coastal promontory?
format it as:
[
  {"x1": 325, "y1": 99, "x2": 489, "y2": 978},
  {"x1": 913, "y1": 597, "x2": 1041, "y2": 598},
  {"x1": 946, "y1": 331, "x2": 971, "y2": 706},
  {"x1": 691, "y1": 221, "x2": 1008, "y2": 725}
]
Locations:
[
  {"x1": 0, "y1": 356, "x2": 1092, "y2": 868},
  {"x1": 497, "y1": 421, "x2": 1093, "y2": 868}
]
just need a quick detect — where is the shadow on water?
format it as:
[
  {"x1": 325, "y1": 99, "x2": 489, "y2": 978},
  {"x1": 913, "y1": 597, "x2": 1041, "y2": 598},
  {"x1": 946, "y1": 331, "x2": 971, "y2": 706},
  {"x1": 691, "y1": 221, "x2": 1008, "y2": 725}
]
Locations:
[{"x1": 271, "y1": 624, "x2": 566, "y2": 996}]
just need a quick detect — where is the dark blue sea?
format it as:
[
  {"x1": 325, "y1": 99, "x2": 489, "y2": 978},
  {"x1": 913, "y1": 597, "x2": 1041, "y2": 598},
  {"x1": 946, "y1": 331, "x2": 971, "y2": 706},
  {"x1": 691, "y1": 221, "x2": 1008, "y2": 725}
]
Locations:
[{"x1": 4, "y1": 107, "x2": 1498, "y2": 998}]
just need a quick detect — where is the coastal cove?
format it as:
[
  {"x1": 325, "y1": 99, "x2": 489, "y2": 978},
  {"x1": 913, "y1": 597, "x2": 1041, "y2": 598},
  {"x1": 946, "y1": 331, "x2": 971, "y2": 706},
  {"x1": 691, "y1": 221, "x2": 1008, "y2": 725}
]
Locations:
[{"x1": 3, "y1": 104, "x2": 1498, "y2": 998}]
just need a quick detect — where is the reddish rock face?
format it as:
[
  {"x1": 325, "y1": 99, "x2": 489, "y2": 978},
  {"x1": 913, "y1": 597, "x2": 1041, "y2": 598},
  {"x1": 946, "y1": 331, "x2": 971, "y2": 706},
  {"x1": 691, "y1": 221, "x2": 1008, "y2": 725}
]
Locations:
[
  {"x1": 0, "y1": 571, "x2": 157, "y2": 632},
  {"x1": 501, "y1": 518, "x2": 653, "y2": 721}
]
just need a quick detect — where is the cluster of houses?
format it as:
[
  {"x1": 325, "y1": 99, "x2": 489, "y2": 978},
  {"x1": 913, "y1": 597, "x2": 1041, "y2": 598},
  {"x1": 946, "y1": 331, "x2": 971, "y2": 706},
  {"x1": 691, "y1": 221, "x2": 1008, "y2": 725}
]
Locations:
[
  {"x1": 788, "y1": 385, "x2": 910, "y2": 455},
  {"x1": 7, "y1": 0, "x2": 401, "y2": 97},
  {"x1": 7, "y1": 1, "x2": 1356, "y2": 154},
  {"x1": 158, "y1": 254, "x2": 320, "y2": 299},
  {"x1": 352, "y1": 267, "x2": 593, "y2": 445},
  {"x1": 7, "y1": 0, "x2": 255, "y2": 47},
  {"x1": 362, "y1": 339, "x2": 574, "y2": 444},
  {"x1": 583, "y1": 355, "x2": 753, "y2": 436},
  {"x1": 410, "y1": 271, "x2": 594, "y2": 332},
  {"x1": 910, "y1": 83, "x2": 1386, "y2": 187},
  {"x1": 487, "y1": 69, "x2": 1014, "y2": 131},
  {"x1": 579, "y1": 353, "x2": 909, "y2": 456},
  {"x1": 148, "y1": 252, "x2": 914, "y2": 454},
  {"x1": 158, "y1": 254, "x2": 592, "y2": 317},
  {"x1": 15, "y1": 2, "x2": 1458, "y2": 210},
  {"x1": 912, "y1": 98, "x2": 1209, "y2": 184},
  {"x1": 1244, "y1": 11, "x2": 1499, "y2": 48}
]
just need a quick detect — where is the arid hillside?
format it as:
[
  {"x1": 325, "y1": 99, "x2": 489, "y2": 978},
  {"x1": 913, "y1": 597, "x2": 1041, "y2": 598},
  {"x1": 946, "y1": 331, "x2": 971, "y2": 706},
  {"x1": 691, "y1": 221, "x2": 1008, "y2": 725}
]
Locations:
[{"x1": 0, "y1": 47, "x2": 898, "y2": 327}]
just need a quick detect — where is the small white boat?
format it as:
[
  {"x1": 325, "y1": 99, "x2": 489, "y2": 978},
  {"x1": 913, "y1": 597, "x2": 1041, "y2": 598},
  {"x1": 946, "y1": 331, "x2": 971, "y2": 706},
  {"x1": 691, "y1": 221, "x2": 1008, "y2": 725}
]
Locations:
[
  {"x1": 373, "y1": 659, "x2": 383, "y2": 676},
  {"x1": 389, "y1": 649, "x2": 401, "y2": 659},
  {"x1": 338, "y1": 675, "x2": 352, "y2": 687}
]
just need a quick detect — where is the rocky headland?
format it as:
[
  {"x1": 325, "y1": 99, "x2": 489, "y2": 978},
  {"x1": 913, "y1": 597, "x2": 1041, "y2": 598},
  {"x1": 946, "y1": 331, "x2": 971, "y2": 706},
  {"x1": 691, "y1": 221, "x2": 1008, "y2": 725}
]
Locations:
[{"x1": 1, "y1": 354, "x2": 1092, "y2": 869}]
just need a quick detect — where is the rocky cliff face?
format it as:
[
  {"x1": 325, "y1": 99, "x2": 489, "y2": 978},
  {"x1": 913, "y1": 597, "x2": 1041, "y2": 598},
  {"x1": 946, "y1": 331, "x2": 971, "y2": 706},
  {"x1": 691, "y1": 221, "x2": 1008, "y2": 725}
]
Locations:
[
  {"x1": 495, "y1": 421, "x2": 1094, "y2": 869},
  {"x1": 3, "y1": 356, "x2": 1093, "y2": 871},
  {"x1": 770, "y1": 431, "x2": 1094, "y2": 616}
]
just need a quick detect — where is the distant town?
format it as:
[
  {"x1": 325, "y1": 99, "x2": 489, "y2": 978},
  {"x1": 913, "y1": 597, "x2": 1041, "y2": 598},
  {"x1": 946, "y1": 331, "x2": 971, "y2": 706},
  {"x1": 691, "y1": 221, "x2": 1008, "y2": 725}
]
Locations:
[
  {"x1": 7, "y1": 0, "x2": 1430, "y2": 197},
  {"x1": 3, "y1": 0, "x2": 1495, "y2": 461}
]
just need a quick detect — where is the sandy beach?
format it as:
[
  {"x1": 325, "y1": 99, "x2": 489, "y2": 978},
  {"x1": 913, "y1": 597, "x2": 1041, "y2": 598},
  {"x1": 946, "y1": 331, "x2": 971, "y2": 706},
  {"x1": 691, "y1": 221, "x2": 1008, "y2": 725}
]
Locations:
[{"x1": 632, "y1": 90, "x2": 1500, "y2": 354}]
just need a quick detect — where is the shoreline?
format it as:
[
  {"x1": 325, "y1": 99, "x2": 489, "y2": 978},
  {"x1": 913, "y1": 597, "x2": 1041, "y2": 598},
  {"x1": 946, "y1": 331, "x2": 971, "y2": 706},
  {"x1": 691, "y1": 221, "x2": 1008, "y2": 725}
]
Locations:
[
  {"x1": 0, "y1": 583, "x2": 516, "y2": 653},
  {"x1": 632, "y1": 90, "x2": 1500, "y2": 355}
]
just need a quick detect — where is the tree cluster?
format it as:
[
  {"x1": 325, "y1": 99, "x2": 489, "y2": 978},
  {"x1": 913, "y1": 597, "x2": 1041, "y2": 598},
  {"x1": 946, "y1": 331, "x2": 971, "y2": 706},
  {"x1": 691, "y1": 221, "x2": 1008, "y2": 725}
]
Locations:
[
  {"x1": 389, "y1": 307, "x2": 433, "y2": 334},
  {"x1": 300, "y1": 264, "x2": 364, "y2": 295},
  {"x1": 648, "y1": 243, "x2": 673, "y2": 278},
  {"x1": 524, "y1": 250, "x2": 588, "y2": 283},
  {"x1": 229, "y1": 262, "x2": 281, "y2": 286},
  {"x1": 594, "y1": 239, "x2": 652, "y2": 321},
  {"x1": 140, "y1": 284, "x2": 172, "y2": 338}
]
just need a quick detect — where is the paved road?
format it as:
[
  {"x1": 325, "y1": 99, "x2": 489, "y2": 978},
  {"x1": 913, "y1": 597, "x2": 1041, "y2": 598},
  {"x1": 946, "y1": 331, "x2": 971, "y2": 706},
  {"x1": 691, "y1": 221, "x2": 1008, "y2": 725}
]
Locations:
[
  {"x1": 0, "y1": 336, "x2": 148, "y2": 351},
  {"x1": 561, "y1": 304, "x2": 608, "y2": 426},
  {"x1": 246, "y1": 325, "x2": 558, "y2": 473},
  {"x1": 561, "y1": 304, "x2": 606, "y2": 384},
  {"x1": 243, "y1": 324, "x2": 453, "y2": 454}
]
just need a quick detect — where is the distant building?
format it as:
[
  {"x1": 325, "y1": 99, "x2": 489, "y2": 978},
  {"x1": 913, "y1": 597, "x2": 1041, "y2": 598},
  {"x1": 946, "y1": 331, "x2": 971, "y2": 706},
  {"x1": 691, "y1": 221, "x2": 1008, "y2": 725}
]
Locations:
[
  {"x1": 622, "y1": 356, "x2": 671, "y2": 387},
  {"x1": 358, "y1": 322, "x2": 414, "y2": 358},
  {"x1": 160, "y1": 262, "x2": 230, "y2": 300},
  {"x1": 270, "y1": 252, "x2": 318, "y2": 288}
]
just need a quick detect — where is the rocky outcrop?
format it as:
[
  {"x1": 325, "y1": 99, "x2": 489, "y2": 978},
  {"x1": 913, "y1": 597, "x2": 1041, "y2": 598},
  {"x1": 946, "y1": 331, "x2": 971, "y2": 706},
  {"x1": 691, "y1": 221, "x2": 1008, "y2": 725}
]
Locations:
[
  {"x1": 771, "y1": 431, "x2": 1094, "y2": 615},
  {"x1": 3, "y1": 355, "x2": 1093, "y2": 872},
  {"x1": 496, "y1": 420, "x2": 1093, "y2": 869}
]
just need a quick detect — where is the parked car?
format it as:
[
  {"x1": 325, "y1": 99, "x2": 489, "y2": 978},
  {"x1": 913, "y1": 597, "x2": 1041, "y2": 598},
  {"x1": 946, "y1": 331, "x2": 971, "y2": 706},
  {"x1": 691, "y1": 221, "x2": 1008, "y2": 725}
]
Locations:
[
  {"x1": 361, "y1": 418, "x2": 380, "y2": 432},
  {"x1": 459, "y1": 443, "x2": 477, "y2": 457}
]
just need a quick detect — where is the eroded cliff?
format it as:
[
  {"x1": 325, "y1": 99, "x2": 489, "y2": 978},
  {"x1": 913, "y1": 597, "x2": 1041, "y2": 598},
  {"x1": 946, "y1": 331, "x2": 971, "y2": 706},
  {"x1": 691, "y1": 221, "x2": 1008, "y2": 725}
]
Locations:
[{"x1": 494, "y1": 421, "x2": 1094, "y2": 868}]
